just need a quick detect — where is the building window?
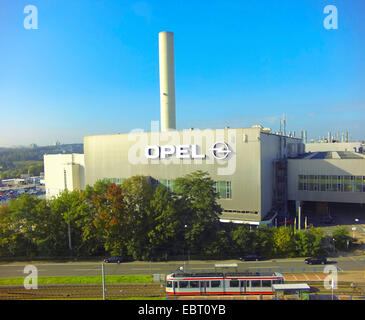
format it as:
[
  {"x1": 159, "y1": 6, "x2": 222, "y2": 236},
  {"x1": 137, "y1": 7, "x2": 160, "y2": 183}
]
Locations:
[
  {"x1": 214, "y1": 181, "x2": 232, "y2": 199},
  {"x1": 298, "y1": 175, "x2": 364, "y2": 193}
]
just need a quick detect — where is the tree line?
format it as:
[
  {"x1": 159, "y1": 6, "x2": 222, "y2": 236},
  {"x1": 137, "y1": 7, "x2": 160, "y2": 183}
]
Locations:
[
  {"x1": 0, "y1": 171, "x2": 350, "y2": 260},
  {"x1": 0, "y1": 144, "x2": 83, "y2": 179}
]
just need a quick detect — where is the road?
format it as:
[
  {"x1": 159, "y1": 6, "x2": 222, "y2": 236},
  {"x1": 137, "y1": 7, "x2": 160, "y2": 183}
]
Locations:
[{"x1": 0, "y1": 256, "x2": 364, "y2": 279}]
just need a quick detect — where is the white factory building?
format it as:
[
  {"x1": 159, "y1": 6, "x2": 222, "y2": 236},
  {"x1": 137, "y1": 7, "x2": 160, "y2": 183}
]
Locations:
[{"x1": 44, "y1": 31, "x2": 365, "y2": 225}]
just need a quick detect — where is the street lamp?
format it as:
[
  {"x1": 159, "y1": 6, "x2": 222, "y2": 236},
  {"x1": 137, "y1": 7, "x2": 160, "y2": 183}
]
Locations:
[
  {"x1": 184, "y1": 224, "x2": 188, "y2": 271},
  {"x1": 352, "y1": 227, "x2": 356, "y2": 240}
]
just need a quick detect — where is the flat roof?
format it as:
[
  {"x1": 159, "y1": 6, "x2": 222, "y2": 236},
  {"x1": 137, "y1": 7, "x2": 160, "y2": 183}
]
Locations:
[
  {"x1": 292, "y1": 151, "x2": 364, "y2": 160},
  {"x1": 272, "y1": 283, "x2": 310, "y2": 290}
]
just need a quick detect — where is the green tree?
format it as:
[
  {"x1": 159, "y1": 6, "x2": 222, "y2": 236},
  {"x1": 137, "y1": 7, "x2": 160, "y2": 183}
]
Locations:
[
  {"x1": 230, "y1": 225, "x2": 254, "y2": 256},
  {"x1": 294, "y1": 228, "x2": 326, "y2": 257},
  {"x1": 147, "y1": 185, "x2": 182, "y2": 259},
  {"x1": 121, "y1": 176, "x2": 155, "y2": 260},
  {"x1": 332, "y1": 226, "x2": 352, "y2": 251},
  {"x1": 7, "y1": 194, "x2": 43, "y2": 257},
  {"x1": 273, "y1": 226, "x2": 295, "y2": 257},
  {"x1": 253, "y1": 226, "x2": 275, "y2": 258},
  {"x1": 174, "y1": 171, "x2": 222, "y2": 256},
  {"x1": 50, "y1": 190, "x2": 89, "y2": 256},
  {"x1": 0, "y1": 203, "x2": 24, "y2": 257}
]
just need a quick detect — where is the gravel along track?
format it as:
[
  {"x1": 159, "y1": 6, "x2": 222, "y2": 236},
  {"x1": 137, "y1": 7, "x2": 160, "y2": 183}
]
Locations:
[{"x1": 0, "y1": 283, "x2": 166, "y2": 300}]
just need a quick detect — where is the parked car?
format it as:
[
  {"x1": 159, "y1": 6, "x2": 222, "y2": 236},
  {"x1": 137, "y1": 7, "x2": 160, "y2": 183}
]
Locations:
[
  {"x1": 239, "y1": 254, "x2": 262, "y2": 261},
  {"x1": 304, "y1": 257, "x2": 327, "y2": 265},
  {"x1": 104, "y1": 256, "x2": 129, "y2": 263}
]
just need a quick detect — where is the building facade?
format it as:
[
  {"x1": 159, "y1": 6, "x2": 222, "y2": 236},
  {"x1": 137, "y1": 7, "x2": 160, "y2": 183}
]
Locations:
[
  {"x1": 83, "y1": 127, "x2": 302, "y2": 225},
  {"x1": 44, "y1": 153, "x2": 85, "y2": 199}
]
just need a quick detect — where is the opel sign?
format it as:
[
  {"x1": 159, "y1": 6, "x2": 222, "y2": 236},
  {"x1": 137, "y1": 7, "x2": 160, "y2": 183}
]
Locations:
[
  {"x1": 210, "y1": 142, "x2": 231, "y2": 160},
  {"x1": 145, "y1": 144, "x2": 206, "y2": 159},
  {"x1": 145, "y1": 143, "x2": 231, "y2": 160}
]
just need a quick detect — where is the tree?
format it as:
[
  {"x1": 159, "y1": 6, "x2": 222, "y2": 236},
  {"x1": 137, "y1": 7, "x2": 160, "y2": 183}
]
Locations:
[
  {"x1": 174, "y1": 171, "x2": 222, "y2": 256},
  {"x1": 230, "y1": 225, "x2": 254, "y2": 256},
  {"x1": 332, "y1": 226, "x2": 352, "y2": 251},
  {"x1": 273, "y1": 226, "x2": 295, "y2": 257},
  {"x1": 253, "y1": 226, "x2": 275, "y2": 258},
  {"x1": 91, "y1": 182, "x2": 128, "y2": 256},
  {"x1": 7, "y1": 194, "x2": 43, "y2": 257},
  {"x1": 50, "y1": 189, "x2": 91, "y2": 256},
  {"x1": 294, "y1": 228, "x2": 326, "y2": 257},
  {"x1": 148, "y1": 185, "x2": 182, "y2": 259},
  {"x1": 121, "y1": 176, "x2": 155, "y2": 260},
  {"x1": 0, "y1": 203, "x2": 24, "y2": 257}
]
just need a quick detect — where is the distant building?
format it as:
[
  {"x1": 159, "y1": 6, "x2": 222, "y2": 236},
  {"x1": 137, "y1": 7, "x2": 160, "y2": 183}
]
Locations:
[
  {"x1": 305, "y1": 142, "x2": 364, "y2": 153},
  {"x1": 43, "y1": 154, "x2": 85, "y2": 199},
  {"x1": 288, "y1": 151, "x2": 365, "y2": 205}
]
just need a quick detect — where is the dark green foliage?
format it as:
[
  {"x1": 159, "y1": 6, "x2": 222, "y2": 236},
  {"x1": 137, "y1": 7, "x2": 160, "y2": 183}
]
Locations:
[
  {"x1": 331, "y1": 226, "x2": 352, "y2": 251},
  {"x1": 0, "y1": 170, "x2": 327, "y2": 260}
]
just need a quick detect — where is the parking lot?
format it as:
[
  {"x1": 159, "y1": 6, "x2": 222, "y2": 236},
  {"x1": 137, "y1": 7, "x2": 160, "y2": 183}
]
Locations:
[{"x1": 0, "y1": 185, "x2": 45, "y2": 203}]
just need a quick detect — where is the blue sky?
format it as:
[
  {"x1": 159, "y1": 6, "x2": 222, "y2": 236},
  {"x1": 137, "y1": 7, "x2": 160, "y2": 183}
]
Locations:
[{"x1": 0, "y1": 0, "x2": 364, "y2": 146}]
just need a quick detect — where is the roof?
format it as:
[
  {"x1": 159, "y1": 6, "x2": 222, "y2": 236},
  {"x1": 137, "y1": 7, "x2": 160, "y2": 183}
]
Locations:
[
  {"x1": 292, "y1": 151, "x2": 364, "y2": 160},
  {"x1": 272, "y1": 283, "x2": 310, "y2": 290},
  {"x1": 170, "y1": 271, "x2": 282, "y2": 278}
]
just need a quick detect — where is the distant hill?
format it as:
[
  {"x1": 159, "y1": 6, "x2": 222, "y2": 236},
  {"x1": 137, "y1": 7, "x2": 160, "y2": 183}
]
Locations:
[{"x1": 0, "y1": 144, "x2": 83, "y2": 178}]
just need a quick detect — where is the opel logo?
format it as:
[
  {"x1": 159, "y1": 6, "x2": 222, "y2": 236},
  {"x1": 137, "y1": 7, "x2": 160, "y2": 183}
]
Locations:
[{"x1": 210, "y1": 142, "x2": 231, "y2": 160}]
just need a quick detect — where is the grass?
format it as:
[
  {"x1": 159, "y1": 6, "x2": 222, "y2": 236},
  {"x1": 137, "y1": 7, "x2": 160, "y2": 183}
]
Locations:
[{"x1": 0, "y1": 275, "x2": 153, "y2": 286}]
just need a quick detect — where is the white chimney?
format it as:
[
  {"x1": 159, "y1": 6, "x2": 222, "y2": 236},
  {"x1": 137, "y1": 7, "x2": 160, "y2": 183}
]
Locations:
[{"x1": 159, "y1": 31, "x2": 176, "y2": 132}]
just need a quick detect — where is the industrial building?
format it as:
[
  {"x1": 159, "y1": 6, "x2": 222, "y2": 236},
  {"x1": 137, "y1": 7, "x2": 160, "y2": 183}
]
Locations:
[
  {"x1": 44, "y1": 31, "x2": 365, "y2": 226},
  {"x1": 44, "y1": 153, "x2": 85, "y2": 199}
]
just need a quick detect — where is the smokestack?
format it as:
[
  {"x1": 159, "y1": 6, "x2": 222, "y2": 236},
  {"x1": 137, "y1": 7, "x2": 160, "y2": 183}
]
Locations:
[{"x1": 159, "y1": 31, "x2": 176, "y2": 132}]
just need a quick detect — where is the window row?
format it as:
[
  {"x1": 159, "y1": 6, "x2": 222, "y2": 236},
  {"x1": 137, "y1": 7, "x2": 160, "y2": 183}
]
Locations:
[
  {"x1": 102, "y1": 178, "x2": 233, "y2": 199},
  {"x1": 103, "y1": 178, "x2": 125, "y2": 185},
  {"x1": 224, "y1": 209, "x2": 259, "y2": 215},
  {"x1": 298, "y1": 175, "x2": 365, "y2": 193},
  {"x1": 166, "y1": 279, "x2": 282, "y2": 289}
]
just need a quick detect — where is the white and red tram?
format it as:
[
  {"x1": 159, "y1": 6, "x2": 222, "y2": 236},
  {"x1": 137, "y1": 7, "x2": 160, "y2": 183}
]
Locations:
[{"x1": 165, "y1": 272, "x2": 284, "y2": 296}]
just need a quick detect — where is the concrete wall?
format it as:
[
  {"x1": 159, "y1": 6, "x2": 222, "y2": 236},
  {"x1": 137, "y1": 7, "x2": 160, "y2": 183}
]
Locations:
[{"x1": 44, "y1": 154, "x2": 85, "y2": 199}]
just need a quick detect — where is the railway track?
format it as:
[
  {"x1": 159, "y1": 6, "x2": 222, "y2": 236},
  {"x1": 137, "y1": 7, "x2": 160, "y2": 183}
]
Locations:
[
  {"x1": 0, "y1": 283, "x2": 165, "y2": 300},
  {"x1": 1, "y1": 280, "x2": 364, "y2": 300}
]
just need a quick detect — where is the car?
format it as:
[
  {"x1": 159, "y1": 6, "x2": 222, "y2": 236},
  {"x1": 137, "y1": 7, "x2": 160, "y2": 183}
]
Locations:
[
  {"x1": 239, "y1": 254, "x2": 262, "y2": 261},
  {"x1": 304, "y1": 257, "x2": 327, "y2": 265},
  {"x1": 104, "y1": 256, "x2": 127, "y2": 263}
]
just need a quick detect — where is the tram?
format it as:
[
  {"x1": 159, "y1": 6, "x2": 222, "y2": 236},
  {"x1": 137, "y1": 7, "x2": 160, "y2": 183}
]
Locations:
[{"x1": 165, "y1": 271, "x2": 284, "y2": 296}]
